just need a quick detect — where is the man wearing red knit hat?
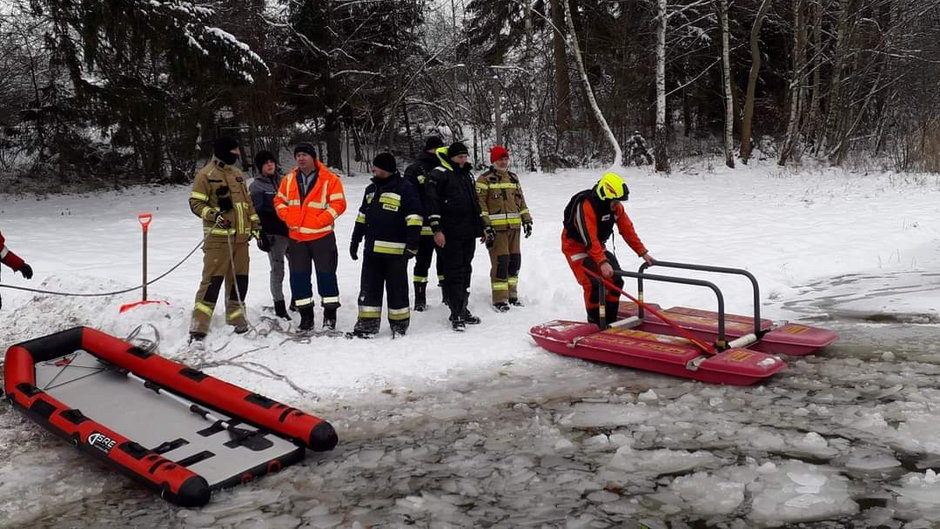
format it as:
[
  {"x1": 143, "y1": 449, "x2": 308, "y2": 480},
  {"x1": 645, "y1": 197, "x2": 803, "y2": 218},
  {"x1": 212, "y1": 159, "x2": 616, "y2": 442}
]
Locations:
[{"x1": 475, "y1": 145, "x2": 533, "y2": 311}]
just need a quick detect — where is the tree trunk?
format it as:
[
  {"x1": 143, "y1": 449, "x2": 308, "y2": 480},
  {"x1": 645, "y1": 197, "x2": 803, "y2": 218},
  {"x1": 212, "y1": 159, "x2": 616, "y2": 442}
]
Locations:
[
  {"x1": 740, "y1": 0, "x2": 773, "y2": 164},
  {"x1": 717, "y1": 0, "x2": 735, "y2": 169},
  {"x1": 524, "y1": 0, "x2": 541, "y2": 171},
  {"x1": 818, "y1": 0, "x2": 850, "y2": 156},
  {"x1": 564, "y1": 0, "x2": 623, "y2": 167},
  {"x1": 550, "y1": 0, "x2": 572, "y2": 131},
  {"x1": 655, "y1": 0, "x2": 670, "y2": 173},
  {"x1": 779, "y1": 0, "x2": 807, "y2": 166}
]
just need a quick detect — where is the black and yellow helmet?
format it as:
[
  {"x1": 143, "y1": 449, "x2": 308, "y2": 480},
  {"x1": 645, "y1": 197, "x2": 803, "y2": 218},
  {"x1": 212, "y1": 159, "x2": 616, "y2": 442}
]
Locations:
[{"x1": 594, "y1": 172, "x2": 629, "y2": 201}]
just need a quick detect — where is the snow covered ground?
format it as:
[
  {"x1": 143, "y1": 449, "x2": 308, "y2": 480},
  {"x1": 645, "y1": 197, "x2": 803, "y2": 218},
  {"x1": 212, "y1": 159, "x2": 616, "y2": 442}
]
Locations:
[{"x1": 3, "y1": 162, "x2": 940, "y2": 527}]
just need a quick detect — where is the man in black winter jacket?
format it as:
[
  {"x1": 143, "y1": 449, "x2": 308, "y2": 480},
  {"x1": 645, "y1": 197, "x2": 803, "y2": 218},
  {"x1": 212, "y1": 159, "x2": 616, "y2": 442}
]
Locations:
[
  {"x1": 403, "y1": 136, "x2": 445, "y2": 312},
  {"x1": 249, "y1": 150, "x2": 292, "y2": 320},
  {"x1": 426, "y1": 142, "x2": 485, "y2": 331},
  {"x1": 349, "y1": 153, "x2": 424, "y2": 337}
]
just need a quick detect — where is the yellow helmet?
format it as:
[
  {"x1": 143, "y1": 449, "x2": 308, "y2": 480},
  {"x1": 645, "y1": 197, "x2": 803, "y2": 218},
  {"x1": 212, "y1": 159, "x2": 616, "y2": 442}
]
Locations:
[{"x1": 595, "y1": 172, "x2": 629, "y2": 201}]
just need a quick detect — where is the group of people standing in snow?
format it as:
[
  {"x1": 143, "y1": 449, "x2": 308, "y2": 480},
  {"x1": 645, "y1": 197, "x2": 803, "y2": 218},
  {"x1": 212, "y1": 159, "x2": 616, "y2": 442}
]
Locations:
[
  {"x1": 186, "y1": 135, "x2": 552, "y2": 343},
  {"x1": 0, "y1": 134, "x2": 656, "y2": 342}
]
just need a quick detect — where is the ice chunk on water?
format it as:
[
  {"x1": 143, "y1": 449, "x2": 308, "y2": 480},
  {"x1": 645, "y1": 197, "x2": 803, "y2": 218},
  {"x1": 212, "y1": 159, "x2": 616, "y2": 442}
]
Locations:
[
  {"x1": 890, "y1": 469, "x2": 940, "y2": 521},
  {"x1": 561, "y1": 403, "x2": 661, "y2": 427},
  {"x1": 671, "y1": 471, "x2": 745, "y2": 516},
  {"x1": 844, "y1": 449, "x2": 902, "y2": 472},
  {"x1": 607, "y1": 443, "x2": 717, "y2": 475},
  {"x1": 749, "y1": 461, "x2": 857, "y2": 525}
]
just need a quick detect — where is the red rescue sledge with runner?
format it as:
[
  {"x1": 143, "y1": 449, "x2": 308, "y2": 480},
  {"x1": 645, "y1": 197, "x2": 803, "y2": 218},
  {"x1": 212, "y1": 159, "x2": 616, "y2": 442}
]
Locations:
[{"x1": 530, "y1": 261, "x2": 837, "y2": 385}]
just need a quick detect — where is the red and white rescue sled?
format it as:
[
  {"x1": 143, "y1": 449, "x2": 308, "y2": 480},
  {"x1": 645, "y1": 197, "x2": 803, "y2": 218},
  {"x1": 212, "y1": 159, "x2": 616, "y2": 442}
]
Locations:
[
  {"x1": 615, "y1": 261, "x2": 837, "y2": 356},
  {"x1": 531, "y1": 261, "x2": 837, "y2": 385},
  {"x1": 3, "y1": 326, "x2": 337, "y2": 506}
]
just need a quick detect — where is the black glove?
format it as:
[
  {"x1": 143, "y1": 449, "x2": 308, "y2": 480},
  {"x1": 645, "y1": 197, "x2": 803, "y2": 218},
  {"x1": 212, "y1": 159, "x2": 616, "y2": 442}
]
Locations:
[
  {"x1": 257, "y1": 232, "x2": 271, "y2": 253},
  {"x1": 18, "y1": 264, "x2": 33, "y2": 280},
  {"x1": 405, "y1": 246, "x2": 419, "y2": 260},
  {"x1": 215, "y1": 186, "x2": 233, "y2": 212},
  {"x1": 523, "y1": 221, "x2": 533, "y2": 239},
  {"x1": 350, "y1": 242, "x2": 360, "y2": 261},
  {"x1": 484, "y1": 226, "x2": 496, "y2": 249}
]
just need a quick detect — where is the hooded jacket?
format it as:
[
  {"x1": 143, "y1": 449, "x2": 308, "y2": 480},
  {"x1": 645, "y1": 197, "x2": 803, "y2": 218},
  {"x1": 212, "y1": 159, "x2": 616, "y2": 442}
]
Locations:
[{"x1": 425, "y1": 147, "x2": 484, "y2": 239}]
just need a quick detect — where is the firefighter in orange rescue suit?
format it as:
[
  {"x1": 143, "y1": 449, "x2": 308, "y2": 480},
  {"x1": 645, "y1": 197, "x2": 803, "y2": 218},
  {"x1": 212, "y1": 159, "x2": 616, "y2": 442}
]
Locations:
[
  {"x1": 561, "y1": 172, "x2": 655, "y2": 324},
  {"x1": 0, "y1": 231, "x2": 33, "y2": 310}
]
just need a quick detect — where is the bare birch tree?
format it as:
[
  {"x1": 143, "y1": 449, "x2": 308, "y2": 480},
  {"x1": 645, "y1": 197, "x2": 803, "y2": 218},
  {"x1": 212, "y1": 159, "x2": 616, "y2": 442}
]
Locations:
[
  {"x1": 654, "y1": 0, "x2": 670, "y2": 173},
  {"x1": 563, "y1": 0, "x2": 622, "y2": 166},
  {"x1": 716, "y1": 0, "x2": 734, "y2": 168}
]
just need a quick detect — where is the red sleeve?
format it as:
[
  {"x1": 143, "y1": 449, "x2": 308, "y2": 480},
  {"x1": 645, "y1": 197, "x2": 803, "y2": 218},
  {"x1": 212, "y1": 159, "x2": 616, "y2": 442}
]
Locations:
[
  {"x1": 0, "y1": 232, "x2": 26, "y2": 270},
  {"x1": 574, "y1": 200, "x2": 609, "y2": 265},
  {"x1": 614, "y1": 203, "x2": 648, "y2": 257}
]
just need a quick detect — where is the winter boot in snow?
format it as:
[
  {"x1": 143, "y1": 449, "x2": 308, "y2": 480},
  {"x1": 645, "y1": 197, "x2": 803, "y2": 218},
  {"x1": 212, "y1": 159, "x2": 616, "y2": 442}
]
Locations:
[
  {"x1": 322, "y1": 305, "x2": 338, "y2": 331},
  {"x1": 298, "y1": 306, "x2": 315, "y2": 332},
  {"x1": 509, "y1": 297, "x2": 524, "y2": 307},
  {"x1": 289, "y1": 298, "x2": 297, "y2": 312},
  {"x1": 450, "y1": 315, "x2": 466, "y2": 332},
  {"x1": 413, "y1": 283, "x2": 428, "y2": 312},
  {"x1": 352, "y1": 318, "x2": 380, "y2": 338},
  {"x1": 462, "y1": 309, "x2": 481, "y2": 325},
  {"x1": 274, "y1": 300, "x2": 291, "y2": 321},
  {"x1": 188, "y1": 333, "x2": 206, "y2": 351},
  {"x1": 233, "y1": 324, "x2": 249, "y2": 334},
  {"x1": 390, "y1": 320, "x2": 409, "y2": 337},
  {"x1": 493, "y1": 302, "x2": 510, "y2": 313}
]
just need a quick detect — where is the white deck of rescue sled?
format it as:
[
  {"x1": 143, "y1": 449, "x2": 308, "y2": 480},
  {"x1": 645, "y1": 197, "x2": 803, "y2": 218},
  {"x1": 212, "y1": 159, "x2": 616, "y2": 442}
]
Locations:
[{"x1": 34, "y1": 350, "x2": 299, "y2": 488}]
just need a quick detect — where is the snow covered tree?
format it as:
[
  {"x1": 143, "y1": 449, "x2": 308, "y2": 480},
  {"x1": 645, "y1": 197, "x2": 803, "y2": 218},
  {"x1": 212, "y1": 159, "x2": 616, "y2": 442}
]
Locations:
[{"x1": 24, "y1": 0, "x2": 267, "y2": 182}]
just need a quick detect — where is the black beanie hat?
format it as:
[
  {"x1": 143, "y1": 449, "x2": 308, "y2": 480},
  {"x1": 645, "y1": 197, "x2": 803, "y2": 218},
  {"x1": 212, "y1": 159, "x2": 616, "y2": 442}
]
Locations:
[
  {"x1": 423, "y1": 136, "x2": 444, "y2": 152},
  {"x1": 254, "y1": 150, "x2": 277, "y2": 172},
  {"x1": 293, "y1": 142, "x2": 317, "y2": 159},
  {"x1": 213, "y1": 136, "x2": 240, "y2": 165},
  {"x1": 448, "y1": 142, "x2": 469, "y2": 158},
  {"x1": 372, "y1": 152, "x2": 397, "y2": 173}
]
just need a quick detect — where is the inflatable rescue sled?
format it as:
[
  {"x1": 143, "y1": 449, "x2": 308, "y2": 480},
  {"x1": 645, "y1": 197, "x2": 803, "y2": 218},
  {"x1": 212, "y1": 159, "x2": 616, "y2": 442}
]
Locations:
[
  {"x1": 531, "y1": 261, "x2": 837, "y2": 385},
  {"x1": 3, "y1": 327, "x2": 338, "y2": 507}
]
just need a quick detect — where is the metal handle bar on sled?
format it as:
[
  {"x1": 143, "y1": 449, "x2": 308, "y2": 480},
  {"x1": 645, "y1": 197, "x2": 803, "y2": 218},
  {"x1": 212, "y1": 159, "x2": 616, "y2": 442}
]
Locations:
[
  {"x1": 596, "y1": 269, "x2": 730, "y2": 349},
  {"x1": 638, "y1": 260, "x2": 764, "y2": 338}
]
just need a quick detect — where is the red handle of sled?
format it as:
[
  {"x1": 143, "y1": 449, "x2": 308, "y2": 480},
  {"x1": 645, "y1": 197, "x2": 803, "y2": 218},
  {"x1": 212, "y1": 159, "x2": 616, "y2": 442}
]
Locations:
[{"x1": 584, "y1": 268, "x2": 716, "y2": 355}]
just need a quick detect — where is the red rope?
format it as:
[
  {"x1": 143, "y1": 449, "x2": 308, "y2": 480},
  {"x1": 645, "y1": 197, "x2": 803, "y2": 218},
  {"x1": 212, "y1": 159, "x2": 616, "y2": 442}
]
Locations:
[{"x1": 584, "y1": 268, "x2": 716, "y2": 355}]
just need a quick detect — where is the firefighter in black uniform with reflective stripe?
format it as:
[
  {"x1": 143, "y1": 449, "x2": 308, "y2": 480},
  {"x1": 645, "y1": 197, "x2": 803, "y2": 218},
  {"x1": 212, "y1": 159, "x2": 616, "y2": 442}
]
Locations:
[
  {"x1": 426, "y1": 142, "x2": 485, "y2": 331},
  {"x1": 404, "y1": 136, "x2": 446, "y2": 311},
  {"x1": 349, "y1": 153, "x2": 424, "y2": 338}
]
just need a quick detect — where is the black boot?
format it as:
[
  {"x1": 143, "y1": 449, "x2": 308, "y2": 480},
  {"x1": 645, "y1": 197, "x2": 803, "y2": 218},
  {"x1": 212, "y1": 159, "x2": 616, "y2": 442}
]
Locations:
[
  {"x1": 390, "y1": 320, "x2": 409, "y2": 337},
  {"x1": 605, "y1": 300, "x2": 621, "y2": 324},
  {"x1": 493, "y1": 302, "x2": 510, "y2": 313},
  {"x1": 298, "y1": 306, "x2": 315, "y2": 331},
  {"x1": 509, "y1": 297, "x2": 524, "y2": 307},
  {"x1": 322, "y1": 305, "x2": 337, "y2": 330},
  {"x1": 414, "y1": 283, "x2": 428, "y2": 312},
  {"x1": 274, "y1": 300, "x2": 291, "y2": 321},
  {"x1": 586, "y1": 307, "x2": 600, "y2": 325},
  {"x1": 450, "y1": 315, "x2": 466, "y2": 332},
  {"x1": 352, "y1": 318, "x2": 380, "y2": 338},
  {"x1": 462, "y1": 308, "x2": 481, "y2": 325},
  {"x1": 289, "y1": 298, "x2": 297, "y2": 312}
]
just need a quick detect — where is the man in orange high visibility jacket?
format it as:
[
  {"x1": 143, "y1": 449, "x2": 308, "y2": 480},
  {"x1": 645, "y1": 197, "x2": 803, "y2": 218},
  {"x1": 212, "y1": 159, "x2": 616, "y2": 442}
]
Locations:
[
  {"x1": 0, "y1": 230, "x2": 33, "y2": 310},
  {"x1": 274, "y1": 143, "x2": 347, "y2": 332},
  {"x1": 561, "y1": 172, "x2": 655, "y2": 325}
]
